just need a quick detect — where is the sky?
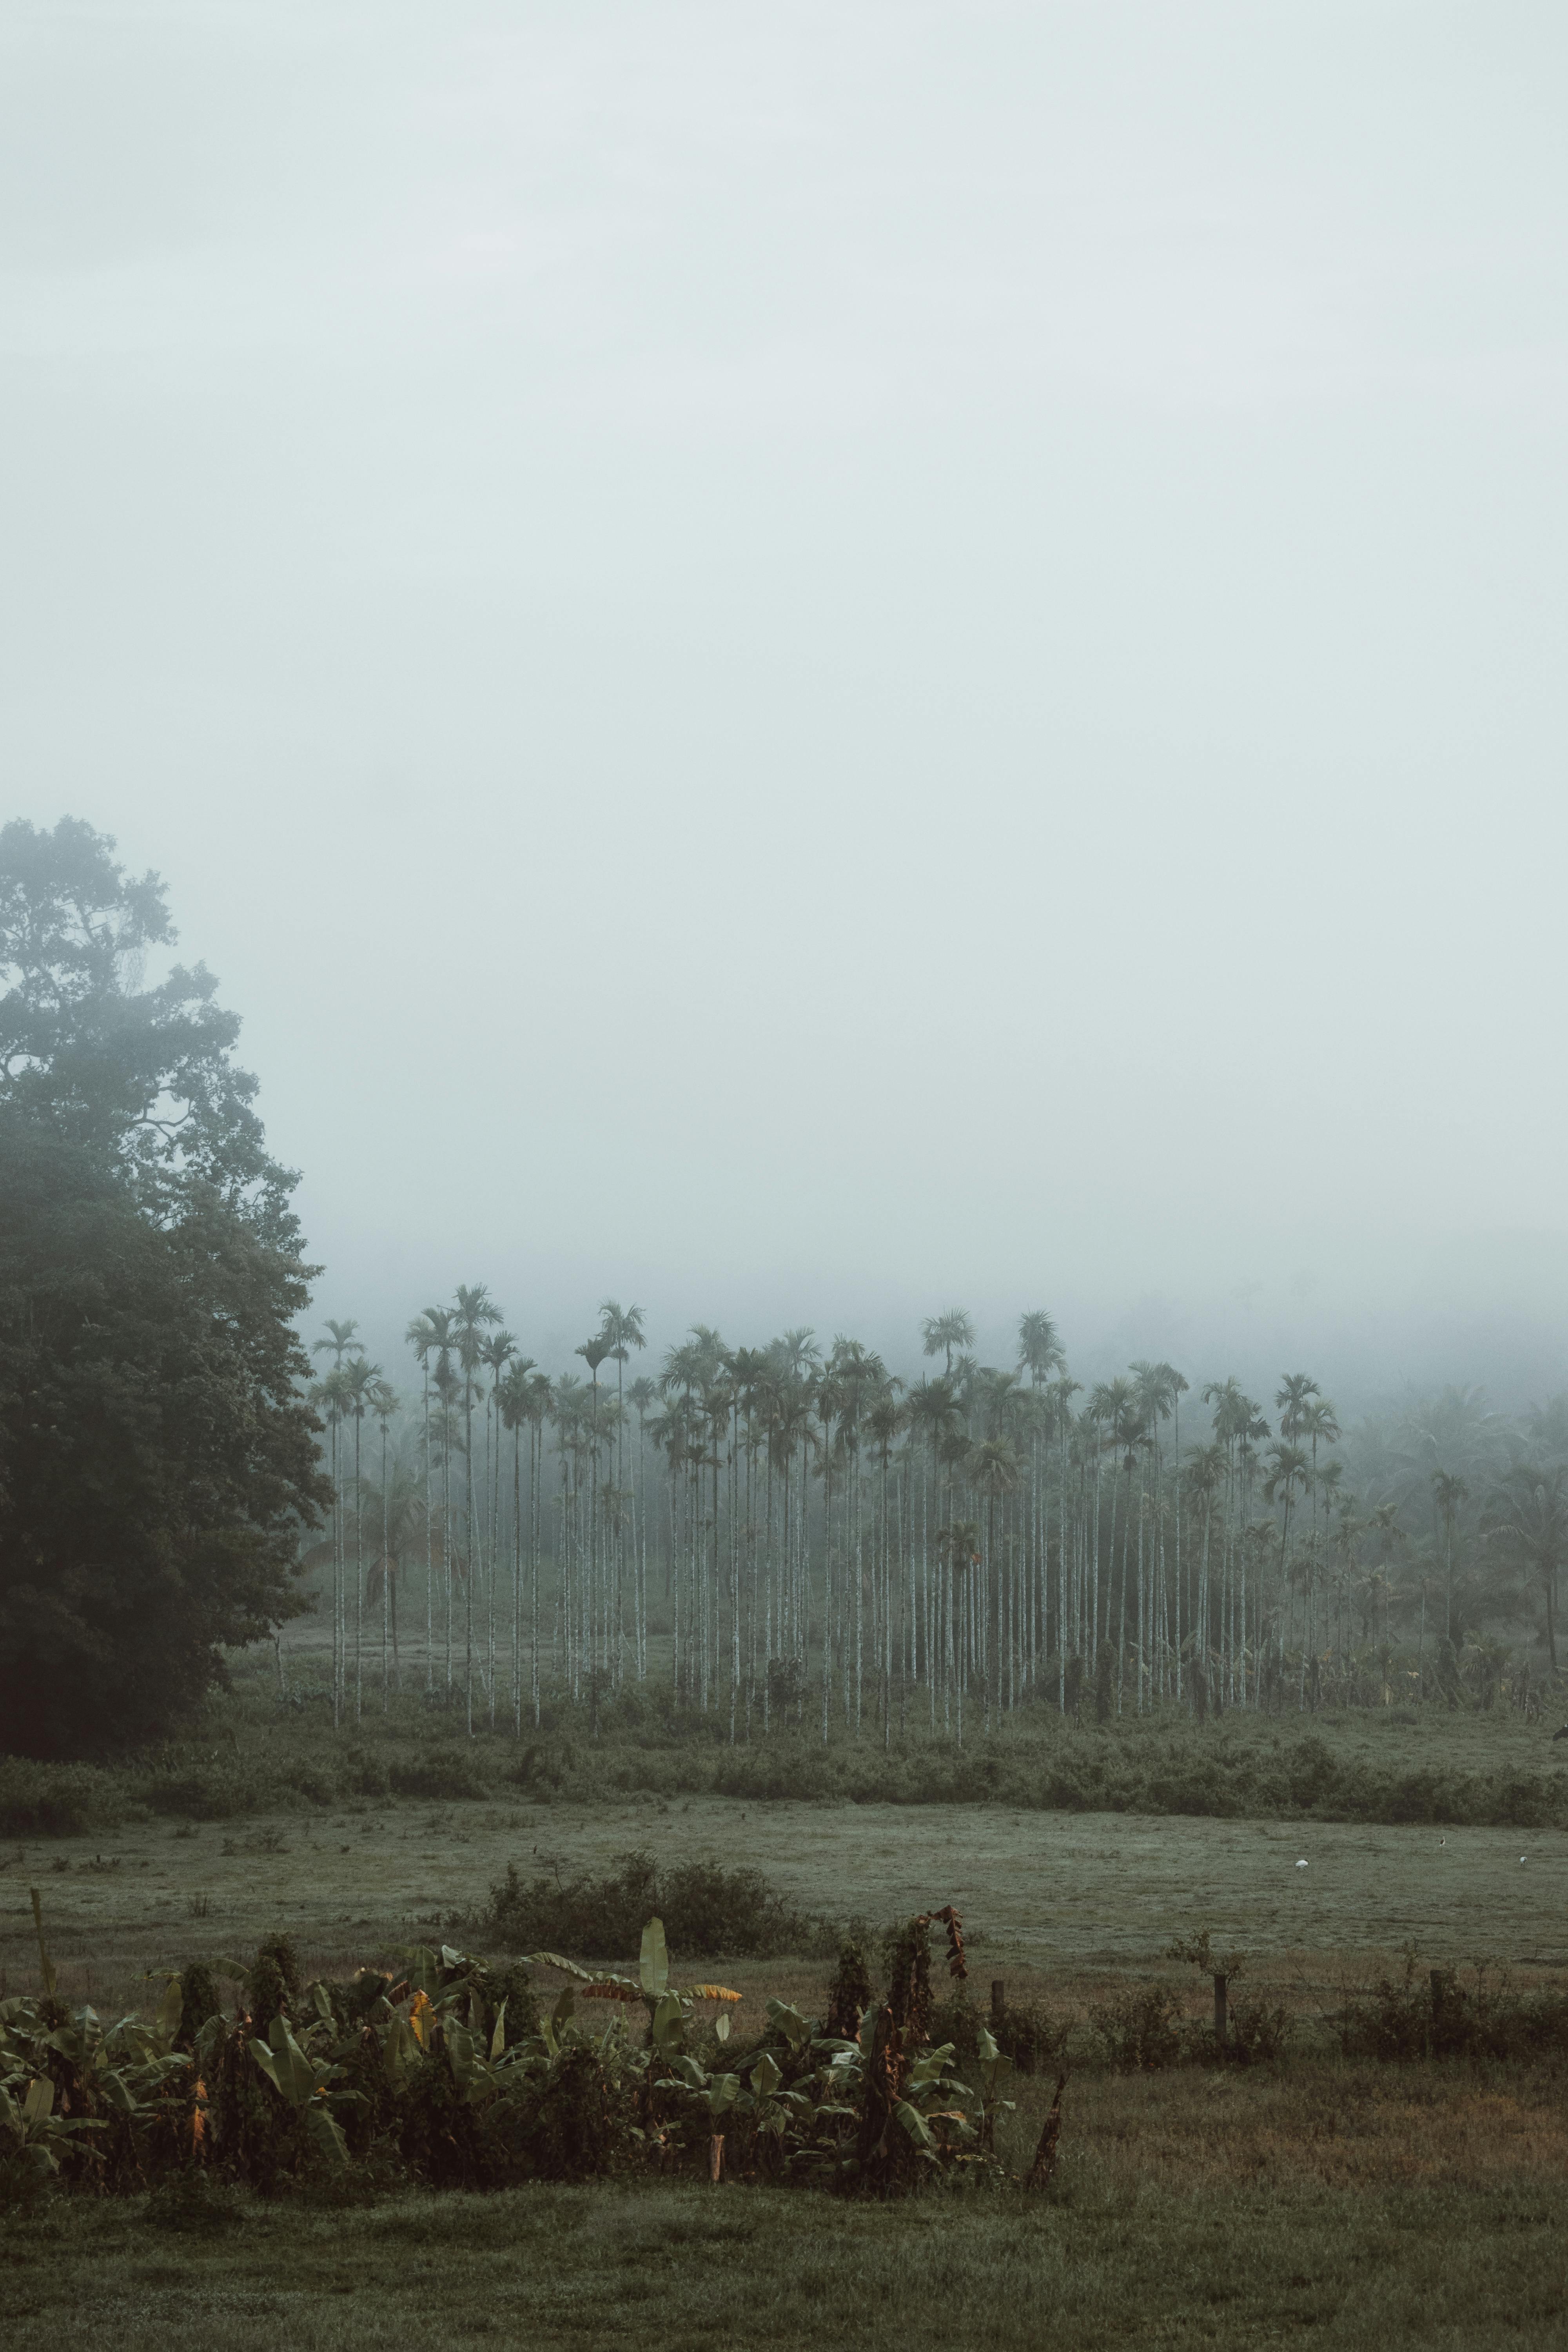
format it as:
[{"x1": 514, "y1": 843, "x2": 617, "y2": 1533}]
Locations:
[{"x1": 4, "y1": 2, "x2": 1568, "y2": 1403}]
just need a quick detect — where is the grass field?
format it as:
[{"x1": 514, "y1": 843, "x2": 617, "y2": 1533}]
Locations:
[
  {"x1": 5, "y1": 1782, "x2": 1566, "y2": 2022},
  {"x1": 7, "y1": 1644, "x2": 1568, "y2": 2347},
  {"x1": 6, "y1": 2096, "x2": 1567, "y2": 2350}
]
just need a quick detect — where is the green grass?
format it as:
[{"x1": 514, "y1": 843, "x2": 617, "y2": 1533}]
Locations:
[
  {"x1": 7, "y1": 2163, "x2": 1566, "y2": 2349},
  {"x1": 6, "y1": 1777, "x2": 1564, "y2": 2026},
  {"x1": 5, "y1": 1640, "x2": 1567, "y2": 1845},
  {"x1": 7, "y1": 1634, "x2": 1568, "y2": 2350}
]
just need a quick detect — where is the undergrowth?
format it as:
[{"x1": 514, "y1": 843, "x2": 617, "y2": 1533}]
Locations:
[
  {"x1": 4, "y1": 1675, "x2": 1567, "y2": 1838},
  {"x1": 465, "y1": 1848, "x2": 835, "y2": 1960}
]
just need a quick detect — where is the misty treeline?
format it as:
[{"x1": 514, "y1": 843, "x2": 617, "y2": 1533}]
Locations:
[
  {"x1": 5, "y1": 813, "x2": 1564, "y2": 1768},
  {"x1": 307, "y1": 1300, "x2": 1568, "y2": 1743}
]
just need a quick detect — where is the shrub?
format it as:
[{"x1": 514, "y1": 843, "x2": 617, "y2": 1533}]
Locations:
[
  {"x1": 144, "y1": 1765, "x2": 269, "y2": 1821},
  {"x1": 0, "y1": 1756, "x2": 123, "y2": 1837},
  {"x1": 826, "y1": 1937, "x2": 875, "y2": 2039},
  {"x1": 992, "y1": 1997, "x2": 1070, "y2": 2074},
  {"x1": 176, "y1": 1960, "x2": 225, "y2": 2047},
  {"x1": 1341, "y1": 1951, "x2": 1568, "y2": 2062},
  {"x1": 388, "y1": 1746, "x2": 490, "y2": 1801},
  {"x1": 471, "y1": 1848, "x2": 824, "y2": 1961},
  {"x1": 927, "y1": 1989, "x2": 986, "y2": 2069},
  {"x1": 248, "y1": 1934, "x2": 301, "y2": 2035},
  {"x1": 1089, "y1": 1983, "x2": 1182, "y2": 2071},
  {"x1": 1225, "y1": 1995, "x2": 1291, "y2": 2066}
]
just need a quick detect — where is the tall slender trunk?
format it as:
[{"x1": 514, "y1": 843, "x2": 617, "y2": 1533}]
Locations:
[
  {"x1": 464, "y1": 1375, "x2": 477, "y2": 1736},
  {"x1": 354, "y1": 1408, "x2": 364, "y2": 1722},
  {"x1": 379, "y1": 1415, "x2": 390, "y2": 1708},
  {"x1": 422, "y1": 1364, "x2": 432, "y2": 1691}
]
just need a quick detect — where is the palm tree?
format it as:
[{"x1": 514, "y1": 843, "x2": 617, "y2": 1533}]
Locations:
[
  {"x1": 405, "y1": 1307, "x2": 453, "y2": 1690},
  {"x1": 430, "y1": 1351, "x2": 463, "y2": 1693},
  {"x1": 922, "y1": 1310, "x2": 975, "y2": 1379},
  {"x1": 1384, "y1": 1386, "x2": 1507, "y2": 1508},
  {"x1": 1015, "y1": 1314, "x2": 1066, "y2": 1687},
  {"x1": 1365, "y1": 1499, "x2": 1405, "y2": 1660},
  {"x1": 649, "y1": 1392, "x2": 697, "y2": 1703},
  {"x1": 971, "y1": 1438, "x2": 1020, "y2": 1725},
  {"x1": 1017, "y1": 1308, "x2": 1065, "y2": 1388},
  {"x1": 936, "y1": 1517, "x2": 980, "y2": 1744},
  {"x1": 307, "y1": 1361, "x2": 353, "y2": 1720},
  {"x1": 906, "y1": 1377, "x2": 959, "y2": 1728},
  {"x1": 1488, "y1": 1459, "x2": 1568, "y2": 1670},
  {"x1": 1294, "y1": 1395, "x2": 1341, "y2": 1703},
  {"x1": 523, "y1": 1368, "x2": 553, "y2": 1722},
  {"x1": 1131, "y1": 1361, "x2": 1183, "y2": 1707},
  {"x1": 496, "y1": 1357, "x2": 535, "y2": 1733},
  {"x1": 763, "y1": 1368, "x2": 818, "y2": 1720},
  {"x1": 312, "y1": 1321, "x2": 363, "y2": 1717},
  {"x1": 452, "y1": 1283, "x2": 501, "y2": 1734},
  {"x1": 576, "y1": 1331, "x2": 616, "y2": 1714},
  {"x1": 598, "y1": 1302, "x2": 647, "y2": 1687},
  {"x1": 826, "y1": 1337, "x2": 887, "y2": 1731},
  {"x1": 479, "y1": 1328, "x2": 517, "y2": 1724},
  {"x1": 1046, "y1": 1373, "x2": 1082, "y2": 1700},
  {"x1": 1109, "y1": 1386, "x2": 1149, "y2": 1708},
  {"x1": 628, "y1": 1373, "x2": 658, "y2": 1679},
  {"x1": 340, "y1": 1354, "x2": 383, "y2": 1722},
  {"x1": 313, "y1": 1318, "x2": 360, "y2": 1368},
  {"x1": 367, "y1": 1377, "x2": 402, "y2": 1702},
  {"x1": 1262, "y1": 1441, "x2": 1309, "y2": 1703},
  {"x1": 1273, "y1": 1375, "x2": 1319, "y2": 1662},
  {"x1": 1203, "y1": 1377, "x2": 1269, "y2": 1706},
  {"x1": 1432, "y1": 1470, "x2": 1469, "y2": 1648}
]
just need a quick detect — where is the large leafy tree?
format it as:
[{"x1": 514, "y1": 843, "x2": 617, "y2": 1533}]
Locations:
[
  {"x1": 0, "y1": 816, "x2": 300, "y2": 1243},
  {"x1": 0, "y1": 817, "x2": 328, "y2": 1755}
]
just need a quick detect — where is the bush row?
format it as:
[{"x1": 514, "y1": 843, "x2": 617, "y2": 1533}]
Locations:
[{"x1": 5, "y1": 1713, "x2": 1566, "y2": 1837}]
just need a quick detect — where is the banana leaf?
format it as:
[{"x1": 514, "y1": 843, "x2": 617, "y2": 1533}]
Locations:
[
  {"x1": 249, "y1": 2017, "x2": 321, "y2": 2107},
  {"x1": 303, "y1": 2103, "x2": 350, "y2": 2166},
  {"x1": 639, "y1": 1917, "x2": 669, "y2": 2001}
]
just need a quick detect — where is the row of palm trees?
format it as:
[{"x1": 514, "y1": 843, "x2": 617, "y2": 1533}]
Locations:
[{"x1": 301, "y1": 1299, "x2": 1567, "y2": 1737}]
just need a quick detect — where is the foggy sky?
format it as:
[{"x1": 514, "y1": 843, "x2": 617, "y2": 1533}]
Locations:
[{"x1": 5, "y1": 4, "x2": 1568, "y2": 1405}]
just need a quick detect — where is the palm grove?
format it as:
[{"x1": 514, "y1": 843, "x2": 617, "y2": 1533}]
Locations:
[
  {"x1": 3, "y1": 817, "x2": 1563, "y2": 1763},
  {"x1": 310, "y1": 1299, "x2": 1567, "y2": 1746}
]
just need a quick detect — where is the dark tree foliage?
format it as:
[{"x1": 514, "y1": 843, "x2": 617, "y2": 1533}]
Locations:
[
  {"x1": 0, "y1": 818, "x2": 327, "y2": 1756},
  {"x1": 0, "y1": 815, "x2": 299, "y2": 1246}
]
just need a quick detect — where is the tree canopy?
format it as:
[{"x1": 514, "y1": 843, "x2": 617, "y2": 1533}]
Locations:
[
  {"x1": 0, "y1": 815, "x2": 299, "y2": 1246},
  {"x1": 0, "y1": 818, "x2": 326, "y2": 1755}
]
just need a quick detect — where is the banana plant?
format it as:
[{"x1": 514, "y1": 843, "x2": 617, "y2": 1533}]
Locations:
[
  {"x1": 0, "y1": 2071, "x2": 103, "y2": 2182},
  {"x1": 970, "y1": 2023, "x2": 1016, "y2": 2151},
  {"x1": 247, "y1": 2015, "x2": 352, "y2": 2163},
  {"x1": 2, "y1": 1993, "x2": 191, "y2": 2149},
  {"x1": 657, "y1": 2051, "x2": 741, "y2": 2123}
]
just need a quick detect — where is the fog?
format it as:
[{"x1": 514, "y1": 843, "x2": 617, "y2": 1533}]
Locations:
[{"x1": 5, "y1": 4, "x2": 1567, "y2": 1406}]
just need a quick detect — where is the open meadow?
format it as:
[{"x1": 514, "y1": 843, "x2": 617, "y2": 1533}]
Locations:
[
  {"x1": 6, "y1": 1635, "x2": 1568, "y2": 2014},
  {"x1": 7, "y1": 2150, "x2": 1568, "y2": 2352},
  {"x1": 5, "y1": 1786, "x2": 1568, "y2": 2021},
  {"x1": 6, "y1": 1656, "x2": 1568, "y2": 2348}
]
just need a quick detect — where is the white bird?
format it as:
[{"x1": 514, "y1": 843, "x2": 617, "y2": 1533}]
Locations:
[
  {"x1": 1295, "y1": 1858, "x2": 1308, "y2": 1870},
  {"x1": 1520, "y1": 1856, "x2": 1528, "y2": 1864}
]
